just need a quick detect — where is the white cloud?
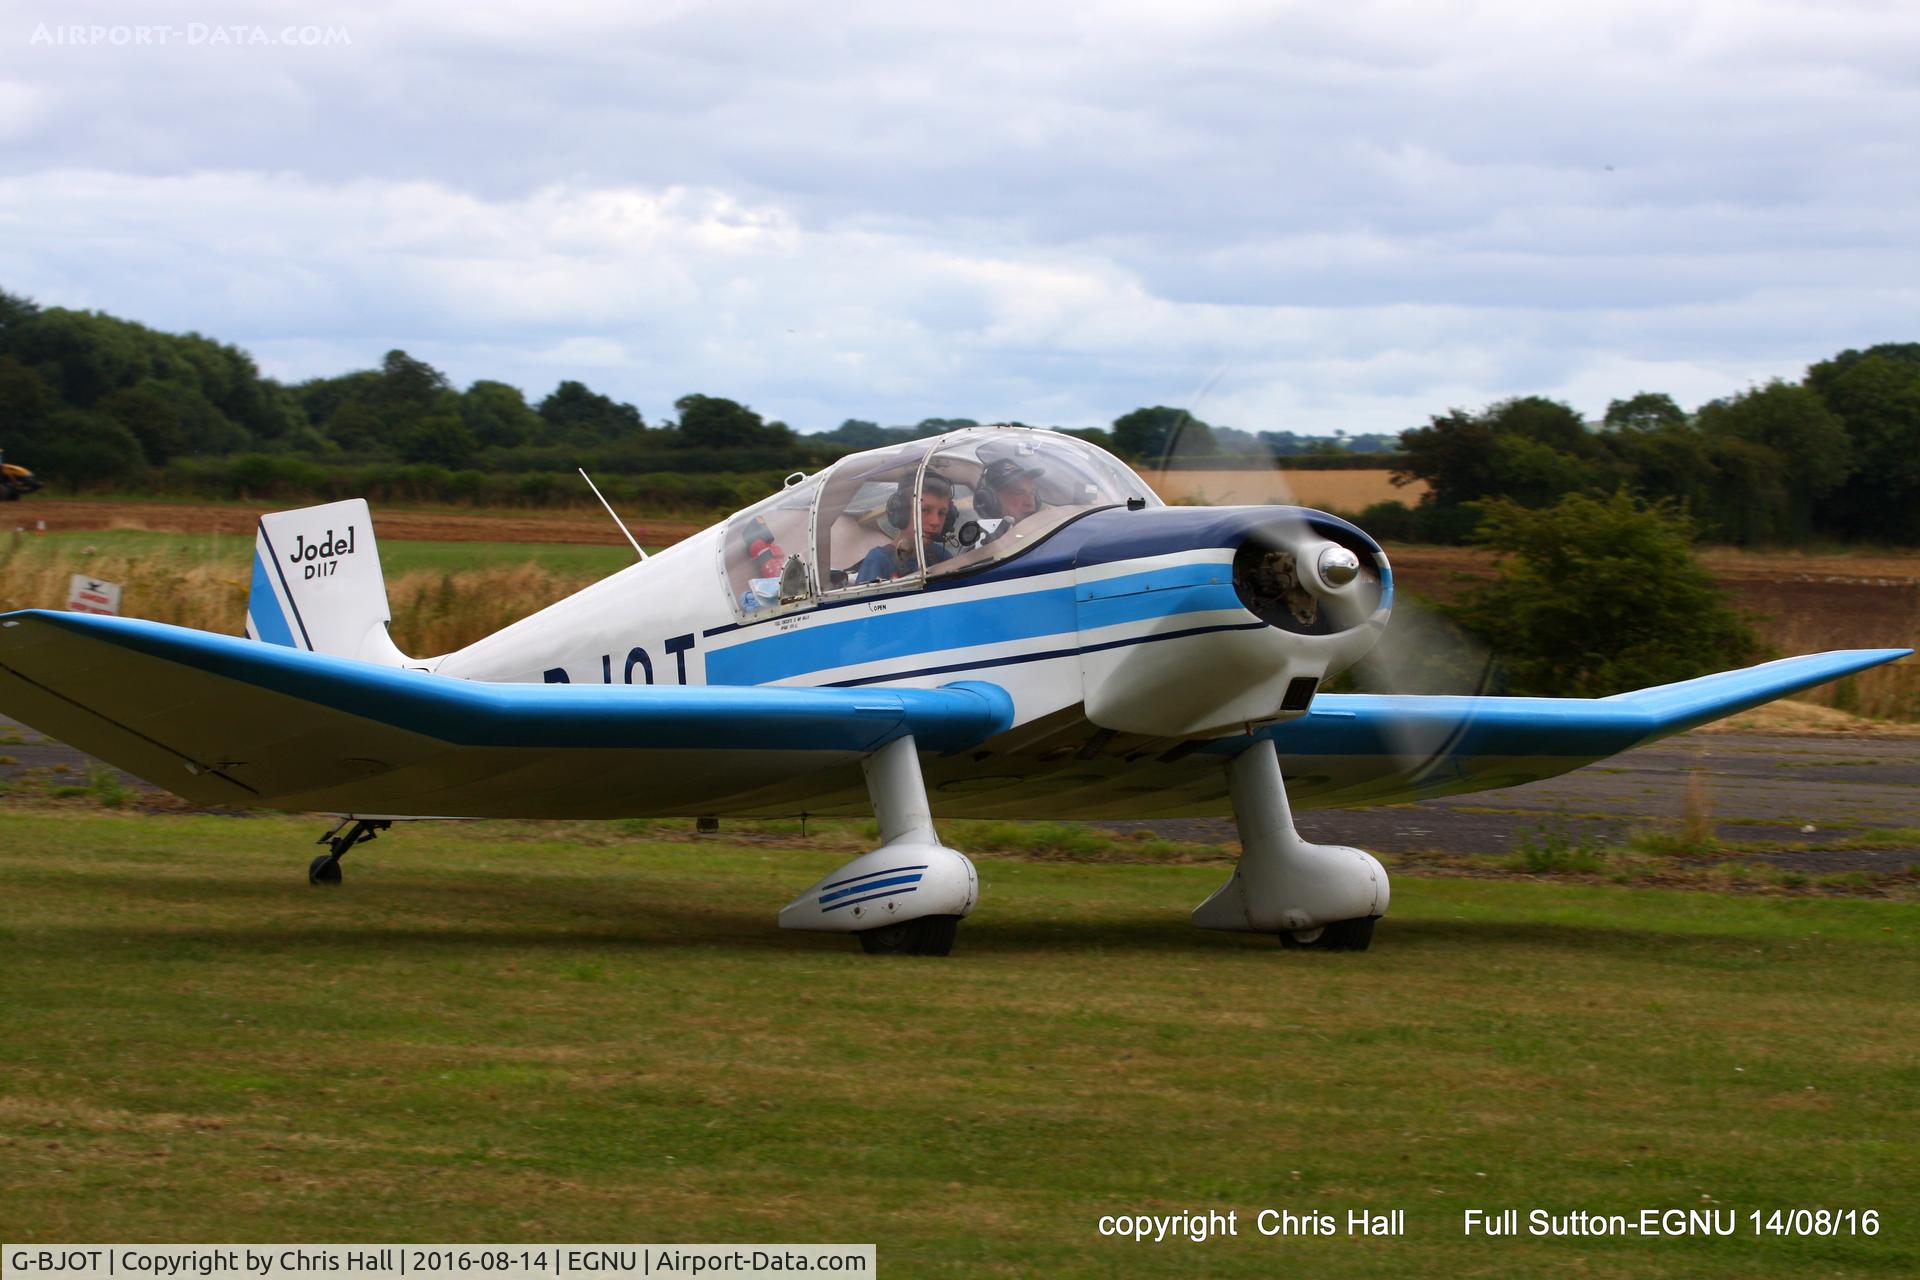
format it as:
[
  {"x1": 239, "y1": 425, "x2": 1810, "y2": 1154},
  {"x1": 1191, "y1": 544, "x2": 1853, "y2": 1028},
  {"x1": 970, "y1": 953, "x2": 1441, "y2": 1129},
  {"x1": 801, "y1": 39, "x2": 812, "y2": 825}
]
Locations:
[{"x1": 0, "y1": 2, "x2": 1913, "y2": 433}]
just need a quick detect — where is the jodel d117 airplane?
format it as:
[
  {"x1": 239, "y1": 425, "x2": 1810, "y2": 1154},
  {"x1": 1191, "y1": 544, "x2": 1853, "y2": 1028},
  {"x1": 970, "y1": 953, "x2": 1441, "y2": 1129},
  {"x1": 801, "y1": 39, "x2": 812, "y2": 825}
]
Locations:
[{"x1": 0, "y1": 426, "x2": 1908, "y2": 955}]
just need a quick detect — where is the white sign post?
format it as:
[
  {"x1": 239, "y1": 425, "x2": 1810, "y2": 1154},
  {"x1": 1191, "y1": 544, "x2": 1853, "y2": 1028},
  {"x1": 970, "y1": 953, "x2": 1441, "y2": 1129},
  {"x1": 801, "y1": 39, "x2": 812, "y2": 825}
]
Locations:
[{"x1": 66, "y1": 574, "x2": 123, "y2": 615}]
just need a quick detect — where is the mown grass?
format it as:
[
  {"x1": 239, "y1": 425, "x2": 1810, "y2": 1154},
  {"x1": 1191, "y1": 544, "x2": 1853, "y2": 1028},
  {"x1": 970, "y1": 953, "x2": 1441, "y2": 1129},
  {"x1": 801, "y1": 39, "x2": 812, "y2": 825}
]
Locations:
[{"x1": 0, "y1": 809, "x2": 1914, "y2": 1277}]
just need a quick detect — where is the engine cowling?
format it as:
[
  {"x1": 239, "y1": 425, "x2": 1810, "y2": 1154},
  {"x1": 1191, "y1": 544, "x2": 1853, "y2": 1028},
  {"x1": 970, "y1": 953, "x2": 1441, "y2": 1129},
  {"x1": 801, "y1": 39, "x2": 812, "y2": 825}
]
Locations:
[{"x1": 1075, "y1": 507, "x2": 1391, "y2": 739}]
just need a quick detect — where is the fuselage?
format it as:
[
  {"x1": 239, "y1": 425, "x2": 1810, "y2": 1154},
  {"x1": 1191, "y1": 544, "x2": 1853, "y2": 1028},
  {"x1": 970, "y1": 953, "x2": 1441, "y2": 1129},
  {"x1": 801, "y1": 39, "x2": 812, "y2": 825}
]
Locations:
[
  {"x1": 437, "y1": 504, "x2": 1388, "y2": 731},
  {"x1": 420, "y1": 427, "x2": 1395, "y2": 819}
]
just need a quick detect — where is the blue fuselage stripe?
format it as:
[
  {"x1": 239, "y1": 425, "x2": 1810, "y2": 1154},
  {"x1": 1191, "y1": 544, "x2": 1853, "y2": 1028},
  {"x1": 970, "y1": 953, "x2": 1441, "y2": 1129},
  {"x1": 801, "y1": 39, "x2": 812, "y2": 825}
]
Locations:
[
  {"x1": 706, "y1": 562, "x2": 1240, "y2": 685},
  {"x1": 821, "y1": 621, "x2": 1267, "y2": 688}
]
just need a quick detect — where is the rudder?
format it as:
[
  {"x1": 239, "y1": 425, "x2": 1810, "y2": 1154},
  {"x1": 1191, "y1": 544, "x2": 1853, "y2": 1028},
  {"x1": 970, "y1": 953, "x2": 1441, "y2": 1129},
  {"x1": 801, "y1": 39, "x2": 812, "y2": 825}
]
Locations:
[{"x1": 248, "y1": 498, "x2": 411, "y2": 665}]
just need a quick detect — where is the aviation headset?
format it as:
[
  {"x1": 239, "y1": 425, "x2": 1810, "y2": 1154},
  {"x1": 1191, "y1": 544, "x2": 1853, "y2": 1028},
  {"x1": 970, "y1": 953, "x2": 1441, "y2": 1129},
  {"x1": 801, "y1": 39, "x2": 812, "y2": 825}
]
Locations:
[
  {"x1": 973, "y1": 458, "x2": 1044, "y2": 521},
  {"x1": 885, "y1": 472, "x2": 956, "y2": 537}
]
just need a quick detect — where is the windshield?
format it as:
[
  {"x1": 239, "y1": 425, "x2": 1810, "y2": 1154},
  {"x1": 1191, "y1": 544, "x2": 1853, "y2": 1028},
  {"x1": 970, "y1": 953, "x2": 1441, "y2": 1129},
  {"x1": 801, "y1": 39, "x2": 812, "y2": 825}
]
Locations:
[
  {"x1": 746, "y1": 428, "x2": 1160, "y2": 605},
  {"x1": 812, "y1": 440, "x2": 941, "y2": 593},
  {"x1": 723, "y1": 474, "x2": 822, "y2": 617},
  {"x1": 924, "y1": 430, "x2": 1159, "y2": 579}
]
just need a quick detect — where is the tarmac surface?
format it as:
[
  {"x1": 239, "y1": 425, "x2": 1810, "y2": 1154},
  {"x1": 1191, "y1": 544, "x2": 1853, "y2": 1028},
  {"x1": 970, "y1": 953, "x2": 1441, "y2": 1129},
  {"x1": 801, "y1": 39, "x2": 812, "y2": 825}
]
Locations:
[
  {"x1": 1286, "y1": 729, "x2": 1920, "y2": 872},
  {"x1": 4, "y1": 714, "x2": 1915, "y2": 872}
]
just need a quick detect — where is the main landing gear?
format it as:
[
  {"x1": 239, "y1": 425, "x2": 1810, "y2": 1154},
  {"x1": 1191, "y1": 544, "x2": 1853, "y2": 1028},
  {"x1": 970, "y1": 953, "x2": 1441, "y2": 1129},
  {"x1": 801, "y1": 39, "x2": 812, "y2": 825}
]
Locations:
[
  {"x1": 779, "y1": 735, "x2": 978, "y2": 957},
  {"x1": 1194, "y1": 739, "x2": 1388, "y2": 950},
  {"x1": 857, "y1": 914, "x2": 962, "y2": 957},
  {"x1": 308, "y1": 818, "x2": 390, "y2": 885}
]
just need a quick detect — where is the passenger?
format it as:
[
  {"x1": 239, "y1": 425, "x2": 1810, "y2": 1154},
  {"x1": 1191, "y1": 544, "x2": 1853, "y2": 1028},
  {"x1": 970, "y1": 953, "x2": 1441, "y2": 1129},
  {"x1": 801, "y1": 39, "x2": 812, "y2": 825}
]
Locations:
[
  {"x1": 857, "y1": 475, "x2": 954, "y2": 584},
  {"x1": 739, "y1": 536, "x2": 787, "y2": 612},
  {"x1": 979, "y1": 457, "x2": 1043, "y2": 525}
]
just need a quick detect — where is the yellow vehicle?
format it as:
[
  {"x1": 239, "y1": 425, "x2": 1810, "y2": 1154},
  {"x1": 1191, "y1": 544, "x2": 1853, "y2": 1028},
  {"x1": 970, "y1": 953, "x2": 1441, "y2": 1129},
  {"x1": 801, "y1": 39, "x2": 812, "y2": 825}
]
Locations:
[{"x1": 1, "y1": 451, "x2": 43, "y2": 500}]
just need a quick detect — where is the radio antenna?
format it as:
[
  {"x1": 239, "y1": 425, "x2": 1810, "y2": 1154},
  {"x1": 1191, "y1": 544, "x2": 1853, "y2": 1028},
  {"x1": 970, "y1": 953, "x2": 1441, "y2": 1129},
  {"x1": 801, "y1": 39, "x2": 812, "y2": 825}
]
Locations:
[{"x1": 578, "y1": 468, "x2": 646, "y2": 561}]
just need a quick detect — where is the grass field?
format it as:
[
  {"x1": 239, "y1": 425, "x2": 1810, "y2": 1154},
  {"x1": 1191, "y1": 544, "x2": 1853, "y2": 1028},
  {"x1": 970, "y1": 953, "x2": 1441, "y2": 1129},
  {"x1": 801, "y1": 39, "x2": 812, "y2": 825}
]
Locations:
[{"x1": 1, "y1": 809, "x2": 1914, "y2": 1277}]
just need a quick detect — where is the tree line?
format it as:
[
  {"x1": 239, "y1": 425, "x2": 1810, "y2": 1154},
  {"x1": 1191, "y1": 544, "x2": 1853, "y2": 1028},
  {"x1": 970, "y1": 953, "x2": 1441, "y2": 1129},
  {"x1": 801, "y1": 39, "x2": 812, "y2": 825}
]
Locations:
[
  {"x1": 1, "y1": 287, "x2": 1915, "y2": 543},
  {"x1": 1380, "y1": 348, "x2": 1920, "y2": 545},
  {"x1": 0, "y1": 288, "x2": 1403, "y2": 485}
]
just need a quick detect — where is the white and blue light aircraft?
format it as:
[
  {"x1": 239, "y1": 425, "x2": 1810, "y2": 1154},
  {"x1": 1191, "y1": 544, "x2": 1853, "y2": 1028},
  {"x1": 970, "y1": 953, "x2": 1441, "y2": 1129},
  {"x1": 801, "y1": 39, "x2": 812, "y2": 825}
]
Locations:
[{"x1": 0, "y1": 426, "x2": 1908, "y2": 954}]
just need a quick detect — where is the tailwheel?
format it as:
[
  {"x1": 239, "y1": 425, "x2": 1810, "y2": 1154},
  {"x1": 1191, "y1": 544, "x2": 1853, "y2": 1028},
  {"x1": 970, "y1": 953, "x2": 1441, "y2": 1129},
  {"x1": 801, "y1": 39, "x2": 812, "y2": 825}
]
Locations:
[
  {"x1": 857, "y1": 915, "x2": 961, "y2": 957},
  {"x1": 307, "y1": 818, "x2": 390, "y2": 886},
  {"x1": 1278, "y1": 917, "x2": 1376, "y2": 951}
]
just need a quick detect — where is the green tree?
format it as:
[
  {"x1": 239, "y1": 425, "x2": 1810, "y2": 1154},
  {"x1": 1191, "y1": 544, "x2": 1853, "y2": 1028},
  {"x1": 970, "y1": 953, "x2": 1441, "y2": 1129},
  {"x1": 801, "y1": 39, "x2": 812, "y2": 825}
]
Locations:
[
  {"x1": 1396, "y1": 396, "x2": 1608, "y2": 517},
  {"x1": 1603, "y1": 392, "x2": 1686, "y2": 433},
  {"x1": 97, "y1": 381, "x2": 190, "y2": 464},
  {"x1": 0, "y1": 288, "x2": 41, "y2": 342},
  {"x1": 1695, "y1": 380, "x2": 1851, "y2": 538},
  {"x1": 7, "y1": 308, "x2": 144, "y2": 406},
  {"x1": 1446, "y1": 491, "x2": 1761, "y2": 697},
  {"x1": 11, "y1": 408, "x2": 146, "y2": 486},
  {"x1": 824, "y1": 419, "x2": 891, "y2": 448},
  {"x1": 291, "y1": 351, "x2": 460, "y2": 456},
  {"x1": 1111, "y1": 406, "x2": 1214, "y2": 463},
  {"x1": 539, "y1": 380, "x2": 645, "y2": 442},
  {"x1": 673, "y1": 393, "x2": 774, "y2": 449},
  {"x1": 1059, "y1": 426, "x2": 1116, "y2": 451},
  {"x1": 460, "y1": 380, "x2": 545, "y2": 449},
  {"x1": 1805, "y1": 347, "x2": 1920, "y2": 543},
  {"x1": 376, "y1": 348, "x2": 451, "y2": 407},
  {"x1": 0, "y1": 354, "x2": 57, "y2": 426},
  {"x1": 396, "y1": 413, "x2": 478, "y2": 466},
  {"x1": 98, "y1": 378, "x2": 250, "y2": 463}
]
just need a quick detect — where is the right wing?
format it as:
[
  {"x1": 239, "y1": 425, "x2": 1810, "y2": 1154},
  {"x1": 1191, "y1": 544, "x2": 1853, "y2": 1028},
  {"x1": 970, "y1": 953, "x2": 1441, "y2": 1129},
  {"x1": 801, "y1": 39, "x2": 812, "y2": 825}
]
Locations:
[{"x1": 0, "y1": 610, "x2": 1013, "y2": 819}]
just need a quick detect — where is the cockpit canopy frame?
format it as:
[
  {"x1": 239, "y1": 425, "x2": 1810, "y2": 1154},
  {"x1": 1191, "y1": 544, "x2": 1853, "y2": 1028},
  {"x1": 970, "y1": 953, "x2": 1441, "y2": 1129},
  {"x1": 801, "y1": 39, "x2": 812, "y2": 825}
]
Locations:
[{"x1": 720, "y1": 425, "x2": 1161, "y2": 620}]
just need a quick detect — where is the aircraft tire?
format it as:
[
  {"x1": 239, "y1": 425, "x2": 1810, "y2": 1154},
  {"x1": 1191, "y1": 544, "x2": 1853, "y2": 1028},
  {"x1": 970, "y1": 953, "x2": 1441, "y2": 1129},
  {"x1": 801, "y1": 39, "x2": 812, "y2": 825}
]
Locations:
[
  {"x1": 1278, "y1": 917, "x2": 1374, "y2": 951},
  {"x1": 308, "y1": 854, "x2": 343, "y2": 886},
  {"x1": 857, "y1": 914, "x2": 960, "y2": 957}
]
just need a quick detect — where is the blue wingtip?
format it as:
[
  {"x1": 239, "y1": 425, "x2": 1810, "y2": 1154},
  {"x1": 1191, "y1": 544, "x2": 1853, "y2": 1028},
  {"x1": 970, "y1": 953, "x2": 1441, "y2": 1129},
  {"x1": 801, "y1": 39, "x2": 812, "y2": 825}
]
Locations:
[{"x1": 1604, "y1": 647, "x2": 1913, "y2": 736}]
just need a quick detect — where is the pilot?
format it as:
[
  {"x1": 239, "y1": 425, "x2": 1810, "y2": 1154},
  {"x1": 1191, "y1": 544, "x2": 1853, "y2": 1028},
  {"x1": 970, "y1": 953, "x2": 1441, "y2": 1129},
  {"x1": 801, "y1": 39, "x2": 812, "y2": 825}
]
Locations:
[
  {"x1": 978, "y1": 457, "x2": 1044, "y2": 527},
  {"x1": 857, "y1": 475, "x2": 954, "y2": 584}
]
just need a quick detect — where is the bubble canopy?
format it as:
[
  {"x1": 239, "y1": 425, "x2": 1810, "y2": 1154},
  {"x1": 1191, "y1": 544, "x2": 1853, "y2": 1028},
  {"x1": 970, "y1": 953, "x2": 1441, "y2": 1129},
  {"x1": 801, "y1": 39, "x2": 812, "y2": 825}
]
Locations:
[{"x1": 721, "y1": 427, "x2": 1162, "y2": 618}]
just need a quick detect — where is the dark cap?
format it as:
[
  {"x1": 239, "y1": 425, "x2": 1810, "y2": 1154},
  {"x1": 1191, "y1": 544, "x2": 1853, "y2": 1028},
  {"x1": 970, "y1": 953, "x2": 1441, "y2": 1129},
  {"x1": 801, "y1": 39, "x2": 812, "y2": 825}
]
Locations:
[{"x1": 981, "y1": 458, "x2": 1044, "y2": 490}]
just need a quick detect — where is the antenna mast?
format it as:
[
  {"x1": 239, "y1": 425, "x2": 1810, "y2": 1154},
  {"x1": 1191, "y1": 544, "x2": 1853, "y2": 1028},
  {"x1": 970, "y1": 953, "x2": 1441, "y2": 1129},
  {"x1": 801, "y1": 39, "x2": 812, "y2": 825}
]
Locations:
[{"x1": 578, "y1": 468, "x2": 647, "y2": 561}]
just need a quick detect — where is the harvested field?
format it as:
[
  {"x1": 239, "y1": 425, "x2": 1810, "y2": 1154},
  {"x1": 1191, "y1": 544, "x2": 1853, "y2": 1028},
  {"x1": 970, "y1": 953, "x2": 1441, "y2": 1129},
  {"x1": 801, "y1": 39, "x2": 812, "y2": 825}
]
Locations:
[
  {"x1": 5, "y1": 497, "x2": 709, "y2": 547},
  {"x1": 1384, "y1": 546, "x2": 1920, "y2": 721},
  {"x1": 1148, "y1": 467, "x2": 1423, "y2": 508}
]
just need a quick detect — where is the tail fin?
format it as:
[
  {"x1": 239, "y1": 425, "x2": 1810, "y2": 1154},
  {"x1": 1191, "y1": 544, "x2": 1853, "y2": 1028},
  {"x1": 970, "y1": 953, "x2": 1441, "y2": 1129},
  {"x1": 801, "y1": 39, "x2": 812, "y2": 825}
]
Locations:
[{"x1": 247, "y1": 498, "x2": 411, "y2": 666}]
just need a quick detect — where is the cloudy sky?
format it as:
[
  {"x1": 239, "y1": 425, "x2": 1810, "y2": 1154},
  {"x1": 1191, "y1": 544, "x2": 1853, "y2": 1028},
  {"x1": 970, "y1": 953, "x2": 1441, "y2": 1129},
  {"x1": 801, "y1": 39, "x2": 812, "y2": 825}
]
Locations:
[{"x1": 2, "y1": 0, "x2": 1915, "y2": 435}]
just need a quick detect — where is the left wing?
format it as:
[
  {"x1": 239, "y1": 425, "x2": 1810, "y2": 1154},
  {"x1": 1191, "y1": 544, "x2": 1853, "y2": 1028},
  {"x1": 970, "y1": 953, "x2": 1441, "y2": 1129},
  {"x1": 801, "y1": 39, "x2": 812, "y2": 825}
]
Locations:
[
  {"x1": 0, "y1": 610, "x2": 1012, "y2": 819},
  {"x1": 1245, "y1": 648, "x2": 1915, "y2": 807},
  {"x1": 874, "y1": 649, "x2": 1916, "y2": 820}
]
